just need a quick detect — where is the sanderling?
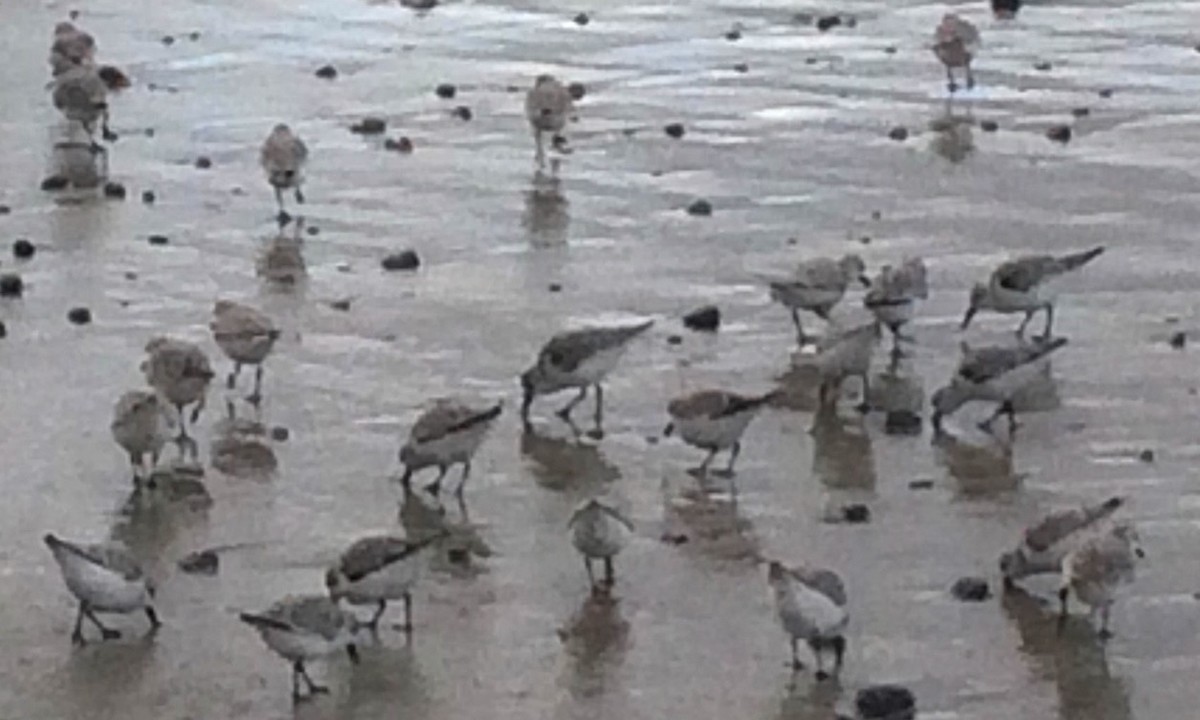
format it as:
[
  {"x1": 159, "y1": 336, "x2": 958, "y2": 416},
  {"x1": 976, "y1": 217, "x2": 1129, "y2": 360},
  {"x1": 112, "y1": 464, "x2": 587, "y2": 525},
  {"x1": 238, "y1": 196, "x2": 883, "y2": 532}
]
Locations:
[
  {"x1": 1000, "y1": 496, "x2": 1124, "y2": 590},
  {"x1": 111, "y1": 389, "x2": 174, "y2": 486},
  {"x1": 261, "y1": 124, "x2": 308, "y2": 224},
  {"x1": 50, "y1": 21, "x2": 96, "y2": 72},
  {"x1": 525, "y1": 74, "x2": 573, "y2": 170},
  {"x1": 520, "y1": 320, "x2": 654, "y2": 438},
  {"x1": 813, "y1": 322, "x2": 881, "y2": 412},
  {"x1": 864, "y1": 257, "x2": 928, "y2": 358},
  {"x1": 930, "y1": 337, "x2": 1067, "y2": 435},
  {"x1": 767, "y1": 560, "x2": 848, "y2": 679},
  {"x1": 210, "y1": 300, "x2": 280, "y2": 405},
  {"x1": 569, "y1": 498, "x2": 634, "y2": 594},
  {"x1": 932, "y1": 14, "x2": 981, "y2": 93},
  {"x1": 765, "y1": 254, "x2": 869, "y2": 347},
  {"x1": 239, "y1": 595, "x2": 362, "y2": 701},
  {"x1": 51, "y1": 62, "x2": 115, "y2": 144},
  {"x1": 141, "y1": 336, "x2": 215, "y2": 450},
  {"x1": 1059, "y1": 524, "x2": 1144, "y2": 639},
  {"x1": 663, "y1": 389, "x2": 778, "y2": 478},
  {"x1": 325, "y1": 532, "x2": 445, "y2": 633},
  {"x1": 962, "y1": 247, "x2": 1104, "y2": 339},
  {"x1": 398, "y1": 399, "x2": 503, "y2": 505},
  {"x1": 43, "y1": 533, "x2": 160, "y2": 645}
]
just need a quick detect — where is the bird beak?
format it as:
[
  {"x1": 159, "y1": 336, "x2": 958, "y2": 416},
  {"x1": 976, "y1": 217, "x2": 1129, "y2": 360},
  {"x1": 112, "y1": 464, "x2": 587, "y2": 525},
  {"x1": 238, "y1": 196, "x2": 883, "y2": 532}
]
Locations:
[
  {"x1": 960, "y1": 306, "x2": 977, "y2": 330},
  {"x1": 346, "y1": 644, "x2": 360, "y2": 664},
  {"x1": 663, "y1": 422, "x2": 674, "y2": 437},
  {"x1": 858, "y1": 274, "x2": 871, "y2": 288}
]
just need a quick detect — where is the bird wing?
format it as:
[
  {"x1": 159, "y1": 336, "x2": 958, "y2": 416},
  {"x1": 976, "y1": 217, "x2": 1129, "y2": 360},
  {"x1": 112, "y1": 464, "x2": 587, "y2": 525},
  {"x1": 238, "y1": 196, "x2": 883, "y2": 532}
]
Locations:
[
  {"x1": 993, "y1": 256, "x2": 1059, "y2": 292},
  {"x1": 212, "y1": 303, "x2": 276, "y2": 339},
  {"x1": 788, "y1": 257, "x2": 845, "y2": 290},
  {"x1": 540, "y1": 321, "x2": 652, "y2": 373},
  {"x1": 61, "y1": 541, "x2": 145, "y2": 581},
  {"x1": 338, "y1": 535, "x2": 439, "y2": 583},
  {"x1": 790, "y1": 567, "x2": 848, "y2": 606},
  {"x1": 958, "y1": 338, "x2": 1066, "y2": 384},
  {"x1": 409, "y1": 401, "x2": 501, "y2": 443},
  {"x1": 667, "y1": 390, "x2": 733, "y2": 420},
  {"x1": 279, "y1": 596, "x2": 347, "y2": 641},
  {"x1": 816, "y1": 321, "x2": 879, "y2": 353},
  {"x1": 599, "y1": 503, "x2": 636, "y2": 531},
  {"x1": 1024, "y1": 497, "x2": 1123, "y2": 552}
]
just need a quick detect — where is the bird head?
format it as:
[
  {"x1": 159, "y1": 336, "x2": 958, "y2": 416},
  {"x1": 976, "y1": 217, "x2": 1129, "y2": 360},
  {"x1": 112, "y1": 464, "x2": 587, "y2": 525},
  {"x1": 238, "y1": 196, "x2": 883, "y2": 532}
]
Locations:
[
  {"x1": 839, "y1": 254, "x2": 870, "y2": 287},
  {"x1": 324, "y1": 567, "x2": 347, "y2": 600},
  {"x1": 961, "y1": 283, "x2": 989, "y2": 329}
]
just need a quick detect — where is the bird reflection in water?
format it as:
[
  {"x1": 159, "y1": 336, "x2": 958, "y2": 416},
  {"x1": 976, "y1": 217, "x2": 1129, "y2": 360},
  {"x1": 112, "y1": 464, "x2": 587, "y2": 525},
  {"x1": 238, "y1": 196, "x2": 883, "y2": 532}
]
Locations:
[
  {"x1": 523, "y1": 171, "x2": 570, "y2": 248},
  {"x1": 398, "y1": 485, "x2": 493, "y2": 573},
  {"x1": 209, "y1": 402, "x2": 278, "y2": 480},
  {"x1": 1002, "y1": 587, "x2": 1133, "y2": 720},
  {"x1": 929, "y1": 97, "x2": 975, "y2": 164},
  {"x1": 810, "y1": 402, "x2": 876, "y2": 493},
  {"x1": 661, "y1": 480, "x2": 761, "y2": 565},
  {"x1": 932, "y1": 423, "x2": 1020, "y2": 496},
  {"x1": 257, "y1": 217, "x2": 308, "y2": 288},
  {"x1": 773, "y1": 671, "x2": 843, "y2": 719},
  {"x1": 557, "y1": 593, "x2": 632, "y2": 703},
  {"x1": 519, "y1": 427, "x2": 621, "y2": 492}
]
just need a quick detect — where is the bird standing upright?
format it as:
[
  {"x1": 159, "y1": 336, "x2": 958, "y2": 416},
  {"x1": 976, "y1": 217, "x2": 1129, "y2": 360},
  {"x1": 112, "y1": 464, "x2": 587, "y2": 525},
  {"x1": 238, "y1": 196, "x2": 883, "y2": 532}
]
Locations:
[
  {"x1": 325, "y1": 533, "x2": 445, "y2": 633},
  {"x1": 767, "y1": 561, "x2": 849, "y2": 680},
  {"x1": 110, "y1": 389, "x2": 173, "y2": 486},
  {"x1": 764, "y1": 254, "x2": 869, "y2": 347},
  {"x1": 210, "y1": 300, "x2": 280, "y2": 405},
  {"x1": 864, "y1": 257, "x2": 928, "y2": 359},
  {"x1": 932, "y1": 14, "x2": 981, "y2": 93},
  {"x1": 663, "y1": 389, "x2": 777, "y2": 479},
  {"x1": 239, "y1": 595, "x2": 362, "y2": 701},
  {"x1": 141, "y1": 336, "x2": 214, "y2": 453},
  {"x1": 1059, "y1": 524, "x2": 1144, "y2": 639},
  {"x1": 261, "y1": 124, "x2": 308, "y2": 224},
  {"x1": 525, "y1": 74, "x2": 573, "y2": 170},
  {"x1": 398, "y1": 399, "x2": 503, "y2": 506},
  {"x1": 569, "y1": 498, "x2": 634, "y2": 594}
]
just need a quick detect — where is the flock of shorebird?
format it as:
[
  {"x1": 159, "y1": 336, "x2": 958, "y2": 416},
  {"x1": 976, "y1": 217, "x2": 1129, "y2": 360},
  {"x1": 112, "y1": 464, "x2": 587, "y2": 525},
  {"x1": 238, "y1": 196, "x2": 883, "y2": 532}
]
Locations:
[{"x1": 35, "y1": 5, "x2": 1147, "y2": 711}]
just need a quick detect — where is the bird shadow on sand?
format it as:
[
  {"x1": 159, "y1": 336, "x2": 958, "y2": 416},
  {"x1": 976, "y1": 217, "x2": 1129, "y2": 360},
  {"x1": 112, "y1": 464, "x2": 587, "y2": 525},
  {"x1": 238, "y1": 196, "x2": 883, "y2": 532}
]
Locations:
[
  {"x1": 932, "y1": 426, "x2": 1022, "y2": 497},
  {"x1": 523, "y1": 171, "x2": 570, "y2": 248},
  {"x1": 519, "y1": 428, "x2": 621, "y2": 492},
  {"x1": 556, "y1": 593, "x2": 632, "y2": 702}
]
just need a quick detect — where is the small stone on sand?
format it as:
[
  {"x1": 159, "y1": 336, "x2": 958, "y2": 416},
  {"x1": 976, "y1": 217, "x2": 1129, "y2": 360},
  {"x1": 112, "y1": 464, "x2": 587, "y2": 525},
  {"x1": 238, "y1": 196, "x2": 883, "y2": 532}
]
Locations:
[
  {"x1": 574, "y1": 12, "x2": 589, "y2": 26},
  {"x1": 351, "y1": 117, "x2": 387, "y2": 135},
  {"x1": 567, "y1": 82, "x2": 586, "y2": 100},
  {"x1": 384, "y1": 137, "x2": 415, "y2": 153},
  {"x1": 1170, "y1": 331, "x2": 1186, "y2": 349},
  {"x1": 12, "y1": 239, "x2": 35, "y2": 259},
  {"x1": 141, "y1": 190, "x2": 156, "y2": 204},
  {"x1": 683, "y1": 305, "x2": 720, "y2": 332},
  {"x1": 194, "y1": 156, "x2": 212, "y2": 169},
  {"x1": 951, "y1": 577, "x2": 991, "y2": 602},
  {"x1": 888, "y1": 126, "x2": 909, "y2": 141},
  {"x1": 452, "y1": 106, "x2": 473, "y2": 121},
  {"x1": 1046, "y1": 125, "x2": 1072, "y2": 144},
  {"x1": 435, "y1": 83, "x2": 457, "y2": 99},
  {"x1": 664, "y1": 123, "x2": 685, "y2": 139},
  {"x1": 104, "y1": 182, "x2": 127, "y2": 199},
  {"x1": 41, "y1": 176, "x2": 69, "y2": 192},
  {"x1": 381, "y1": 250, "x2": 421, "y2": 271},
  {"x1": 270, "y1": 426, "x2": 289, "y2": 442},
  {"x1": 0, "y1": 273, "x2": 24, "y2": 297},
  {"x1": 179, "y1": 550, "x2": 219, "y2": 575},
  {"x1": 315, "y1": 65, "x2": 338, "y2": 79},
  {"x1": 980, "y1": 120, "x2": 999, "y2": 132},
  {"x1": 148, "y1": 235, "x2": 169, "y2": 246},
  {"x1": 67, "y1": 307, "x2": 92, "y2": 325},
  {"x1": 686, "y1": 199, "x2": 713, "y2": 217},
  {"x1": 816, "y1": 15, "x2": 842, "y2": 32}
]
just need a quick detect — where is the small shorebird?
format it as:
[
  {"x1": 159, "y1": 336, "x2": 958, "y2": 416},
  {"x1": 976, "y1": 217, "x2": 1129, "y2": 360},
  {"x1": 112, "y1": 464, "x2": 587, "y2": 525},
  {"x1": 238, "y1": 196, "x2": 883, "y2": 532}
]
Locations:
[
  {"x1": 398, "y1": 399, "x2": 503, "y2": 505},
  {"x1": 765, "y1": 254, "x2": 869, "y2": 346},
  {"x1": 767, "y1": 560, "x2": 848, "y2": 679},
  {"x1": 141, "y1": 337, "x2": 215, "y2": 449},
  {"x1": 864, "y1": 257, "x2": 928, "y2": 358},
  {"x1": 44, "y1": 533, "x2": 161, "y2": 644},
  {"x1": 1001, "y1": 497, "x2": 1124, "y2": 590},
  {"x1": 932, "y1": 14, "x2": 981, "y2": 93},
  {"x1": 813, "y1": 322, "x2": 881, "y2": 412},
  {"x1": 261, "y1": 123, "x2": 308, "y2": 224},
  {"x1": 52, "y1": 62, "x2": 115, "y2": 145},
  {"x1": 111, "y1": 389, "x2": 173, "y2": 486},
  {"x1": 1059, "y1": 524, "x2": 1144, "y2": 639},
  {"x1": 210, "y1": 300, "x2": 280, "y2": 404},
  {"x1": 931, "y1": 337, "x2": 1067, "y2": 435},
  {"x1": 520, "y1": 320, "x2": 654, "y2": 437},
  {"x1": 240, "y1": 595, "x2": 362, "y2": 701},
  {"x1": 569, "y1": 498, "x2": 634, "y2": 594},
  {"x1": 992, "y1": 0, "x2": 1021, "y2": 20},
  {"x1": 663, "y1": 389, "x2": 777, "y2": 478},
  {"x1": 962, "y1": 247, "x2": 1104, "y2": 339},
  {"x1": 525, "y1": 74, "x2": 573, "y2": 169},
  {"x1": 325, "y1": 532, "x2": 445, "y2": 633},
  {"x1": 49, "y1": 21, "x2": 96, "y2": 71}
]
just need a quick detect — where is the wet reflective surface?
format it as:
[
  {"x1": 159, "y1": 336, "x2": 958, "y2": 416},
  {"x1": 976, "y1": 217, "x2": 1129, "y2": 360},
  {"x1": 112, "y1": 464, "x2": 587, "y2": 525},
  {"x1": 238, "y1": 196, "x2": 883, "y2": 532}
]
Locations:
[{"x1": 2, "y1": 0, "x2": 1200, "y2": 718}]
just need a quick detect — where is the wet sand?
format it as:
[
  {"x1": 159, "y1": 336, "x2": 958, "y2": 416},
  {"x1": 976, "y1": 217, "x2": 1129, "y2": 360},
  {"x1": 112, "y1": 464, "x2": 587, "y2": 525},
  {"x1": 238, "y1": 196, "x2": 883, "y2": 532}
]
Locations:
[{"x1": 2, "y1": 0, "x2": 1200, "y2": 718}]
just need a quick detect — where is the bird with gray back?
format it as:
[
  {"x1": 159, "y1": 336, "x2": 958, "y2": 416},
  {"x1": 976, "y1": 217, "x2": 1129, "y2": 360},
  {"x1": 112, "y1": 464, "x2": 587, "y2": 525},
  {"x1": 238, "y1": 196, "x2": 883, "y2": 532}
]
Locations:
[
  {"x1": 569, "y1": 498, "x2": 634, "y2": 594},
  {"x1": 52, "y1": 62, "x2": 115, "y2": 145},
  {"x1": 44, "y1": 534, "x2": 160, "y2": 645},
  {"x1": 520, "y1": 320, "x2": 653, "y2": 438},
  {"x1": 1059, "y1": 523, "x2": 1144, "y2": 639},
  {"x1": 525, "y1": 74, "x2": 573, "y2": 170},
  {"x1": 325, "y1": 532, "x2": 446, "y2": 633},
  {"x1": 764, "y1": 254, "x2": 870, "y2": 347},
  {"x1": 141, "y1": 337, "x2": 215, "y2": 455},
  {"x1": 962, "y1": 247, "x2": 1104, "y2": 339},
  {"x1": 864, "y1": 257, "x2": 927, "y2": 360},
  {"x1": 240, "y1": 595, "x2": 363, "y2": 701},
  {"x1": 812, "y1": 321, "x2": 881, "y2": 413},
  {"x1": 210, "y1": 300, "x2": 280, "y2": 405},
  {"x1": 663, "y1": 389, "x2": 778, "y2": 481},
  {"x1": 111, "y1": 389, "x2": 174, "y2": 487},
  {"x1": 49, "y1": 21, "x2": 96, "y2": 73},
  {"x1": 932, "y1": 13, "x2": 980, "y2": 92},
  {"x1": 398, "y1": 399, "x2": 503, "y2": 509},
  {"x1": 261, "y1": 124, "x2": 308, "y2": 224},
  {"x1": 767, "y1": 561, "x2": 849, "y2": 680},
  {"x1": 1000, "y1": 496, "x2": 1124, "y2": 590},
  {"x1": 931, "y1": 337, "x2": 1067, "y2": 436}
]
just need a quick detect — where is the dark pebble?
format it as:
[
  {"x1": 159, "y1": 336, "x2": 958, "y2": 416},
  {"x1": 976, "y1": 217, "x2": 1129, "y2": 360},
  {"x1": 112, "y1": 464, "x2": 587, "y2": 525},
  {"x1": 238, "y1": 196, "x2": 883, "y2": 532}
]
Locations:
[
  {"x1": 435, "y1": 83, "x2": 457, "y2": 99},
  {"x1": 1071, "y1": 107, "x2": 1091, "y2": 118},
  {"x1": 683, "y1": 305, "x2": 720, "y2": 332},
  {"x1": 41, "y1": 175, "x2": 69, "y2": 192},
  {"x1": 148, "y1": 234, "x2": 169, "y2": 246},
  {"x1": 856, "y1": 685, "x2": 916, "y2": 720},
  {"x1": 951, "y1": 576, "x2": 991, "y2": 602},
  {"x1": 786, "y1": 237, "x2": 798, "y2": 245},
  {"x1": 573, "y1": 12, "x2": 589, "y2": 26},
  {"x1": 885, "y1": 410, "x2": 922, "y2": 435},
  {"x1": 145, "y1": 128, "x2": 155, "y2": 137},
  {"x1": 1169, "y1": 330, "x2": 1186, "y2": 349},
  {"x1": 686, "y1": 199, "x2": 713, "y2": 217},
  {"x1": 794, "y1": 12, "x2": 813, "y2": 25},
  {"x1": 980, "y1": 119, "x2": 999, "y2": 132},
  {"x1": 724, "y1": 28, "x2": 742, "y2": 41},
  {"x1": 805, "y1": 57, "x2": 818, "y2": 65},
  {"x1": 666, "y1": 334, "x2": 683, "y2": 345},
  {"x1": 329, "y1": 298, "x2": 351, "y2": 311},
  {"x1": 307, "y1": 226, "x2": 320, "y2": 236},
  {"x1": 871, "y1": 210, "x2": 882, "y2": 220},
  {"x1": 188, "y1": 31, "x2": 201, "y2": 41},
  {"x1": 909, "y1": 479, "x2": 935, "y2": 490},
  {"x1": 0, "y1": 273, "x2": 24, "y2": 297},
  {"x1": 12, "y1": 239, "x2": 35, "y2": 259},
  {"x1": 0, "y1": 205, "x2": 9, "y2": 214},
  {"x1": 816, "y1": 15, "x2": 842, "y2": 32},
  {"x1": 859, "y1": 235, "x2": 872, "y2": 245},
  {"x1": 194, "y1": 156, "x2": 212, "y2": 169},
  {"x1": 315, "y1": 64, "x2": 338, "y2": 79},
  {"x1": 567, "y1": 82, "x2": 586, "y2": 100},
  {"x1": 1034, "y1": 61, "x2": 1053, "y2": 71},
  {"x1": 384, "y1": 137, "x2": 415, "y2": 153},
  {"x1": 350, "y1": 117, "x2": 387, "y2": 135},
  {"x1": 1099, "y1": 88, "x2": 1114, "y2": 98},
  {"x1": 161, "y1": 35, "x2": 175, "y2": 45},
  {"x1": 381, "y1": 249, "x2": 421, "y2": 271},
  {"x1": 842, "y1": 504, "x2": 871, "y2": 524},
  {"x1": 888, "y1": 126, "x2": 909, "y2": 141},
  {"x1": 104, "y1": 182, "x2": 127, "y2": 199},
  {"x1": 67, "y1": 307, "x2": 92, "y2": 325},
  {"x1": 270, "y1": 426, "x2": 289, "y2": 442},
  {"x1": 733, "y1": 62, "x2": 749, "y2": 73},
  {"x1": 1046, "y1": 125, "x2": 1072, "y2": 144},
  {"x1": 447, "y1": 547, "x2": 470, "y2": 565},
  {"x1": 1139, "y1": 448, "x2": 1155, "y2": 463},
  {"x1": 664, "y1": 122, "x2": 685, "y2": 139},
  {"x1": 178, "y1": 550, "x2": 219, "y2": 576},
  {"x1": 452, "y1": 106, "x2": 472, "y2": 121},
  {"x1": 141, "y1": 190, "x2": 156, "y2": 204},
  {"x1": 0, "y1": 320, "x2": 6, "y2": 338},
  {"x1": 548, "y1": 283, "x2": 562, "y2": 292},
  {"x1": 884, "y1": 45, "x2": 897, "y2": 54},
  {"x1": 660, "y1": 532, "x2": 689, "y2": 546}
]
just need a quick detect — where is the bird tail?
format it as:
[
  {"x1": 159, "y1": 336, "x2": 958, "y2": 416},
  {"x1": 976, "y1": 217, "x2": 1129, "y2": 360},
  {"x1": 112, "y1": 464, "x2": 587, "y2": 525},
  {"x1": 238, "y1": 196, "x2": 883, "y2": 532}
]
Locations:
[
  {"x1": 1059, "y1": 246, "x2": 1104, "y2": 272},
  {"x1": 446, "y1": 403, "x2": 503, "y2": 434},
  {"x1": 1087, "y1": 496, "x2": 1125, "y2": 523},
  {"x1": 238, "y1": 613, "x2": 291, "y2": 632},
  {"x1": 723, "y1": 390, "x2": 781, "y2": 416},
  {"x1": 1031, "y1": 337, "x2": 1069, "y2": 360}
]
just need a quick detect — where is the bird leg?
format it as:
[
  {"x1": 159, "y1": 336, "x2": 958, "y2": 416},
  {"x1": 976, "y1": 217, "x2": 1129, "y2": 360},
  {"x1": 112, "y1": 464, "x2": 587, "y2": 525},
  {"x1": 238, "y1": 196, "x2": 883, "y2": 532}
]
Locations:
[
  {"x1": 398, "y1": 466, "x2": 414, "y2": 491},
  {"x1": 789, "y1": 636, "x2": 804, "y2": 671},
  {"x1": 1041, "y1": 304, "x2": 1054, "y2": 340},
  {"x1": 832, "y1": 636, "x2": 846, "y2": 674},
  {"x1": 584, "y1": 557, "x2": 596, "y2": 591},
  {"x1": 274, "y1": 187, "x2": 290, "y2": 226},
  {"x1": 790, "y1": 309, "x2": 812, "y2": 347},
  {"x1": 946, "y1": 66, "x2": 958, "y2": 93},
  {"x1": 965, "y1": 62, "x2": 976, "y2": 90},
  {"x1": 366, "y1": 600, "x2": 387, "y2": 631},
  {"x1": 247, "y1": 365, "x2": 264, "y2": 406},
  {"x1": 810, "y1": 639, "x2": 828, "y2": 680},
  {"x1": 145, "y1": 606, "x2": 161, "y2": 630},
  {"x1": 556, "y1": 387, "x2": 588, "y2": 423},
  {"x1": 100, "y1": 107, "x2": 117, "y2": 142},
  {"x1": 1057, "y1": 586, "x2": 1070, "y2": 631},
  {"x1": 1016, "y1": 310, "x2": 1034, "y2": 339},
  {"x1": 294, "y1": 661, "x2": 329, "y2": 699},
  {"x1": 603, "y1": 556, "x2": 615, "y2": 589},
  {"x1": 590, "y1": 384, "x2": 605, "y2": 439},
  {"x1": 190, "y1": 395, "x2": 206, "y2": 425},
  {"x1": 425, "y1": 465, "x2": 449, "y2": 498},
  {"x1": 690, "y1": 448, "x2": 719, "y2": 478},
  {"x1": 711, "y1": 442, "x2": 740, "y2": 479},
  {"x1": 294, "y1": 187, "x2": 305, "y2": 204},
  {"x1": 174, "y1": 403, "x2": 191, "y2": 442},
  {"x1": 1004, "y1": 401, "x2": 1019, "y2": 434},
  {"x1": 401, "y1": 592, "x2": 413, "y2": 634},
  {"x1": 1098, "y1": 603, "x2": 1113, "y2": 640},
  {"x1": 534, "y1": 130, "x2": 546, "y2": 169},
  {"x1": 83, "y1": 607, "x2": 121, "y2": 640},
  {"x1": 855, "y1": 373, "x2": 872, "y2": 414},
  {"x1": 227, "y1": 362, "x2": 240, "y2": 390},
  {"x1": 72, "y1": 605, "x2": 87, "y2": 645}
]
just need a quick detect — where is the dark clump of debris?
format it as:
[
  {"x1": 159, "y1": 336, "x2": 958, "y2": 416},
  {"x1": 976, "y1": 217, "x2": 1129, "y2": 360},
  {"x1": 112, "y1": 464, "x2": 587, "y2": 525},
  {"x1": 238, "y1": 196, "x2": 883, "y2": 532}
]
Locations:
[
  {"x1": 686, "y1": 199, "x2": 713, "y2": 217},
  {"x1": 381, "y1": 250, "x2": 421, "y2": 271},
  {"x1": 683, "y1": 305, "x2": 720, "y2": 332}
]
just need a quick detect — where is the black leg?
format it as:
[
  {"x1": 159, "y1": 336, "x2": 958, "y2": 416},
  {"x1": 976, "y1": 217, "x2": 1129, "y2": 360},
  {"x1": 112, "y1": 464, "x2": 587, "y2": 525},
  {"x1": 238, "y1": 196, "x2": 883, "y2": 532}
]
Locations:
[
  {"x1": 1058, "y1": 587, "x2": 1070, "y2": 620},
  {"x1": 591, "y1": 384, "x2": 605, "y2": 438},
  {"x1": 790, "y1": 636, "x2": 804, "y2": 671},
  {"x1": 946, "y1": 66, "x2": 958, "y2": 93},
  {"x1": 297, "y1": 661, "x2": 328, "y2": 696},
  {"x1": 292, "y1": 661, "x2": 303, "y2": 700},
  {"x1": 426, "y1": 465, "x2": 448, "y2": 498},
  {"x1": 603, "y1": 556, "x2": 615, "y2": 588},
  {"x1": 455, "y1": 461, "x2": 471, "y2": 502},
  {"x1": 398, "y1": 466, "x2": 413, "y2": 491},
  {"x1": 856, "y1": 373, "x2": 871, "y2": 414},
  {"x1": 726, "y1": 442, "x2": 740, "y2": 474},
  {"x1": 691, "y1": 448, "x2": 718, "y2": 478},
  {"x1": 832, "y1": 636, "x2": 846, "y2": 673},
  {"x1": 556, "y1": 387, "x2": 588, "y2": 423},
  {"x1": 790, "y1": 309, "x2": 810, "y2": 346},
  {"x1": 402, "y1": 593, "x2": 413, "y2": 634},
  {"x1": 145, "y1": 606, "x2": 161, "y2": 629},
  {"x1": 1016, "y1": 311, "x2": 1033, "y2": 338},
  {"x1": 72, "y1": 604, "x2": 86, "y2": 645},
  {"x1": 1042, "y1": 304, "x2": 1054, "y2": 340},
  {"x1": 966, "y1": 63, "x2": 976, "y2": 90},
  {"x1": 83, "y1": 607, "x2": 120, "y2": 640},
  {"x1": 584, "y1": 557, "x2": 595, "y2": 590},
  {"x1": 367, "y1": 600, "x2": 387, "y2": 630},
  {"x1": 175, "y1": 403, "x2": 190, "y2": 441},
  {"x1": 810, "y1": 639, "x2": 827, "y2": 680},
  {"x1": 295, "y1": 187, "x2": 305, "y2": 204},
  {"x1": 1005, "y1": 401, "x2": 1018, "y2": 434},
  {"x1": 248, "y1": 365, "x2": 264, "y2": 405},
  {"x1": 227, "y1": 363, "x2": 239, "y2": 390},
  {"x1": 190, "y1": 395, "x2": 206, "y2": 425}
]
